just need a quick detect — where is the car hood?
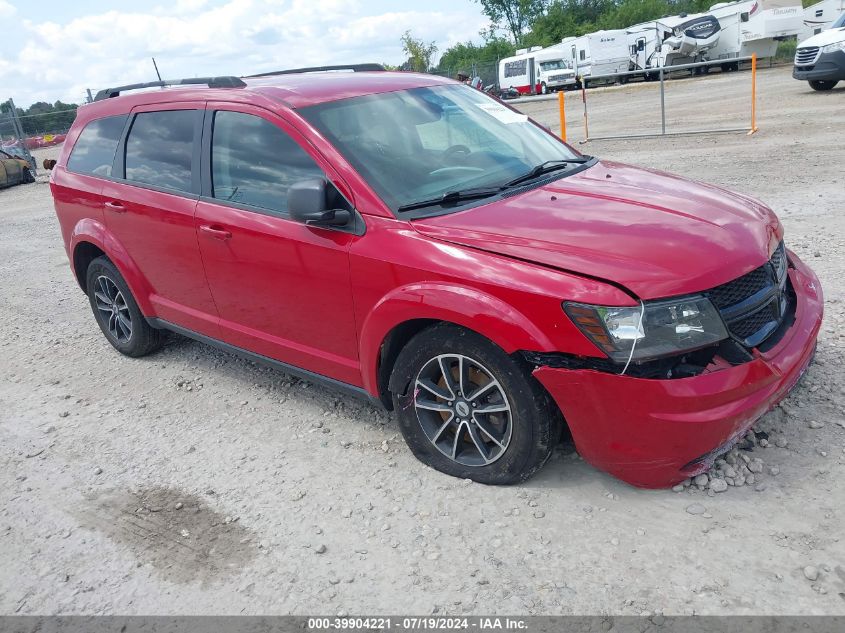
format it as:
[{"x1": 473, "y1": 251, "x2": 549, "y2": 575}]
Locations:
[
  {"x1": 798, "y1": 26, "x2": 845, "y2": 48},
  {"x1": 411, "y1": 160, "x2": 783, "y2": 300}
]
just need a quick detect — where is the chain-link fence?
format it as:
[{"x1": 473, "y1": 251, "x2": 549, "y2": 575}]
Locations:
[
  {"x1": 428, "y1": 60, "x2": 500, "y2": 89},
  {"x1": 1, "y1": 97, "x2": 79, "y2": 171}
]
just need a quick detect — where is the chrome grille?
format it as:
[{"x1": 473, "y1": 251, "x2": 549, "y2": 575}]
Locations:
[
  {"x1": 548, "y1": 74, "x2": 571, "y2": 82},
  {"x1": 795, "y1": 47, "x2": 820, "y2": 66},
  {"x1": 707, "y1": 242, "x2": 789, "y2": 348}
]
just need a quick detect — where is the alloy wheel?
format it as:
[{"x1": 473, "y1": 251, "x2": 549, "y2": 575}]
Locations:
[
  {"x1": 93, "y1": 275, "x2": 132, "y2": 343},
  {"x1": 413, "y1": 354, "x2": 513, "y2": 466}
]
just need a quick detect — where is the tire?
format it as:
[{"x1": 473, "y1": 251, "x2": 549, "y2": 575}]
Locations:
[
  {"x1": 85, "y1": 256, "x2": 164, "y2": 357},
  {"x1": 390, "y1": 324, "x2": 562, "y2": 485},
  {"x1": 540, "y1": 82, "x2": 548, "y2": 95},
  {"x1": 21, "y1": 168, "x2": 35, "y2": 184},
  {"x1": 809, "y1": 80, "x2": 838, "y2": 91}
]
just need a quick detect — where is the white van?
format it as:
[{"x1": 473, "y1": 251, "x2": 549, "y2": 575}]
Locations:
[{"x1": 793, "y1": 10, "x2": 845, "y2": 89}]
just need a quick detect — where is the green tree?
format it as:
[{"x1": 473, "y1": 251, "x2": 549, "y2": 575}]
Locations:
[
  {"x1": 401, "y1": 30, "x2": 439, "y2": 72},
  {"x1": 526, "y1": 0, "x2": 615, "y2": 46},
  {"x1": 597, "y1": 0, "x2": 675, "y2": 30},
  {"x1": 475, "y1": 0, "x2": 547, "y2": 45},
  {"x1": 436, "y1": 38, "x2": 516, "y2": 74}
]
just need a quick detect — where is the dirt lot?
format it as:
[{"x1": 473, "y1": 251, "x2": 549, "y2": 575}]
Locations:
[{"x1": 1, "y1": 66, "x2": 844, "y2": 616}]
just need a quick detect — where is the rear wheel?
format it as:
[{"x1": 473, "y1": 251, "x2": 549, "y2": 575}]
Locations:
[
  {"x1": 21, "y1": 168, "x2": 34, "y2": 184},
  {"x1": 391, "y1": 324, "x2": 561, "y2": 484},
  {"x1": 809, "y1": 80, "x2": 838, "y2": 91},
  {"x1": 85, "y1": 256, "x2": 164, "y2": 357}
]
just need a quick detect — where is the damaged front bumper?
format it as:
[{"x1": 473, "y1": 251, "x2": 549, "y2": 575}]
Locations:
[{"x1": 531, "y1": 252, "x2": 824, "y2": 488}]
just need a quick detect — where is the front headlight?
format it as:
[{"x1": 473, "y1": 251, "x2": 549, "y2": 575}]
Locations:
[
  {"x1": 821, "y1": 39, "x2": 845, "y2": 54},
  {"x1": 564, "y1": 296, "x2": 728, "y2": 363}
]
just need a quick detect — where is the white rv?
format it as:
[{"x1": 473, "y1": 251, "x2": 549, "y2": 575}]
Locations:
[
  {"x1": 498, "y1": 47, "x2": 576, "y2": 95},
  {"x1": 563, "y1": 30, "x2": 630, "y2": 82},
  {"x1": 628, "y1": 13, "x2": 723, "y2": 71},
  {"x1": 708, "y1": 0, "x2": 803, "y2": 67},
  {"x1": 800, "y1": 0, "x2": 845, "y2": 40}
]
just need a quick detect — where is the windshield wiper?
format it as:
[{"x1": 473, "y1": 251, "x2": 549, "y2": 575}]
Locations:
[
  {"x1": 396, "y1": 156, "x2": 594, "y2": 213},
  {"x1": 397, "y1": 187, "x2": 502, "y2": 213},
  {"x1": 503, "y1": 157, "x2": 592, "y2": 188}
]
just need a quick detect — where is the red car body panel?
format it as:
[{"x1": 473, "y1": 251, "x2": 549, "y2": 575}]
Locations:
[
  {"x1": 50, "y1": 72, "x2": 823, "y2": 488},
  {"x1": 535, "y1": 254, "x2": 822, "y2": 487},
  {"x1": 413, "y1": 160, "x2": 784, "y2": 300}
]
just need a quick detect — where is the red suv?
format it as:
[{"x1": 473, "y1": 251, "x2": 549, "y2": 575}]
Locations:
[{"x1": 51, "y1": 66, "x2": 823, "y2": 488}]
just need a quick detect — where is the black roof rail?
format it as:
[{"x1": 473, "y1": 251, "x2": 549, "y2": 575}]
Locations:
[
  {"x1": 94, "y1": 76, "x2": 247, "y2": 101},
  {"x1": 246, "y1": 63, "x2": 386, "y2": 78}
]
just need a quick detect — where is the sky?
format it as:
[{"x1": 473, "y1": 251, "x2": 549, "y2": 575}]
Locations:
[{"x1": 0, "y1": 0, "x2": 490, "y2": 108}]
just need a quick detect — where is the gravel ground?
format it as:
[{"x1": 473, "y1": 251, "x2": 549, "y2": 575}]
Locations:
[{"x1": 1, "y1": 66, "x2": 844, "y2": 616}]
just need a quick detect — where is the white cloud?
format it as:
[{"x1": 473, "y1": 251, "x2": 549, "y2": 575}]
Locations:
[
  {"x1": 0, "y1": 0, "x2": 15, "y2": 17},
  {"x1": 1, "y1": 0, "x2": 486, "y2": 107}
]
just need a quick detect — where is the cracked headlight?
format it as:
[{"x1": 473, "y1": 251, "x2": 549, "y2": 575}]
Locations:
[{"x1": 564, "y1": 296, "x2": 728, "y2": 363}]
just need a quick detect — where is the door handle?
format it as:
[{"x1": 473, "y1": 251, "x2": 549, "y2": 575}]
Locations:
[
  {"x1": 104, "y1": 201, "x2": 126, "y2": 213},
  {"x1": 199, "y1": 224, "x2": 232, "y2": 240}
]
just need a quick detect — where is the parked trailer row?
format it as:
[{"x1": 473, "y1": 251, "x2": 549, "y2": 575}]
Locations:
[{"x1": 497, "y1": 0, "x2": 805, "y2": 91}]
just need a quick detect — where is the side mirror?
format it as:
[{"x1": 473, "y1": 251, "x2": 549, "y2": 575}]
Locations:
[{"x1": 288, "y1": 178, "x2": 351, "y2": 227}]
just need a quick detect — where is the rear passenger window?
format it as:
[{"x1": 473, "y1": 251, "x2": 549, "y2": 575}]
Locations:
[
  {"x1": 211, "y1": 111, "x2": 323, "y2": 214},
  {"x1": 125, "y1": 110, "x2": 195, "y2": 192},
  {"x1": 67, "y1": 115, "x2": 127, "y2": 177}
]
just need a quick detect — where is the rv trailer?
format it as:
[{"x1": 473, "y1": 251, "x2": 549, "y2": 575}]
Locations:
[
  {"x1": 628, "y1": 13, "x2": 722, "y2": 72},
  {"x1": 800, "y1": 0, "x2": 845, "y2": 40},
  {"x1": 708, "y1": 0, "x2": 803, "y2": 68},
  {"x1": 563, "y1": 30, "x2": 630, "y2": 83}
]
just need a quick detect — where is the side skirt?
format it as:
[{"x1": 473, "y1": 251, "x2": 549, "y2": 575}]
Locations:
[{"x1": 147, "y1": 317, "x2": 385, "y2": 409}]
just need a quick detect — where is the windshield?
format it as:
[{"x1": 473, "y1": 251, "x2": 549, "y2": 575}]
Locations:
[
  {"x1": 539, "y1": 60, "x2": 569, "y2": 71},
  {"x1": 300, "y1": 84, "x2": 584, "y2": 214},
  {"x1": 833, "y1": 12, "x2": 845, "y2": 28}
]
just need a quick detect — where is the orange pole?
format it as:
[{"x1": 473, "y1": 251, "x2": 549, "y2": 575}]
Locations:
[
  {"x1": 748, "y1": 53, "x2": 758, "y2": 135},
  {"x1": 558, "y1": 90, "x2": 567, "y2": 142}
]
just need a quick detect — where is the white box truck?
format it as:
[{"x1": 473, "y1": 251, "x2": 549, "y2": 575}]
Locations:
[{"x1": 498, "y1": 47, "x2": 576, "y2": 95}]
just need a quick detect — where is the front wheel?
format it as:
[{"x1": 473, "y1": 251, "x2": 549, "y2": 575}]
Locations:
[
  {"x1": 391, "y1": 324, "x2": 561, "y2": 484},
  {"x1": 540, "y1": 82, "x2": 548, "y2": 95},
  {"x1": 809, "y1": 80, "x2": 838, "y2": 91},
  {"x1": 21, "y1": 168, "x2": 35, "y2": 184}
]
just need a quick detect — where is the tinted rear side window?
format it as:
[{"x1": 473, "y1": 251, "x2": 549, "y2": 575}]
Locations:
[
  {"x1": 210, "y1": 111, "x2": 323, "y2": 214},
  {"x1": 67, "y1": 115, "x2": 127, "y2": 177},
  {"x1": 125, "y1": 110, "x2": 195, "y2": 192}
]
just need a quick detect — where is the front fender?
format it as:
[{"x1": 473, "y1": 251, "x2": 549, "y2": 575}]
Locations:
[
  {"x1": 70, "y1": 218, "x2": 155, "y2": 315},
  {"x1": 358, "y1": 282, "x2": 557, "y2": 397}
]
